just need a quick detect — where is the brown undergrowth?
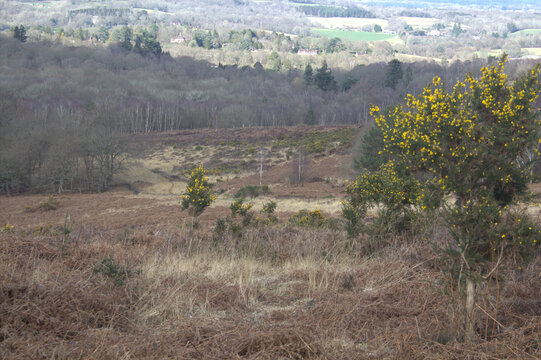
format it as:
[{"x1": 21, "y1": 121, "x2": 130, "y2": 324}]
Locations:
[{"x1": 0, "y1": 194, "x2": 540, "y2": 359}]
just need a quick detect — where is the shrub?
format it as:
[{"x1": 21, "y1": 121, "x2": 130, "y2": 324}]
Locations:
[
  {"x1": 234, "y1": 184, "x2": 269, "y2": 199},
  {"x1": 1, "y1": 224, "x2": 15, "y2": 234},
  {"x1": 262, "y1": 200, "x2": 277, "y2": 215},
  {"x1": 230, "y1": 198, "x2": 254, "y2": 227},
  {"x1": 38, "y1": 195, "x2": 59, "y2": 211},
  {"x1": 181, "y1": 165, "x2": 215, "y2": 218},
  {"x1": 344, "y1": 161, "x2": 431, "y2": 235},
  {"x1": 364, "y1": 55, "x2": 541, "y2": 340},
  {"x1": 289, "y1": 208, "x2": 327, "y2": 228},
  {"x1": 92, "y1": 258, "x2": 133, "y2": 286}
]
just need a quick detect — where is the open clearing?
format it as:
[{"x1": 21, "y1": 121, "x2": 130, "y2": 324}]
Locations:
[
  {"x1": 115, "y1": 126, "x2": 357, "y2": 212},
  {"x1": 511, "y1": 29, "x2": 541, "y2": 36},
  {"x1": 524, "y1": 47, "x2": 541, "y2": 55},
  {"x1": 312, "y1": 28, "x2": 396, "y2": 42}
]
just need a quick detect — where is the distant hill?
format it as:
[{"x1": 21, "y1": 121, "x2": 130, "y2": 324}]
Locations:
[{"x1": 359, "y1": 0, "x2": 541, "y2": 10}]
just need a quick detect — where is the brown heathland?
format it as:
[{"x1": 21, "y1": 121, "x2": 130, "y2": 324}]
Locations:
[{"x1": 1, "y1": 127, "x2": 540, "y2": 359}]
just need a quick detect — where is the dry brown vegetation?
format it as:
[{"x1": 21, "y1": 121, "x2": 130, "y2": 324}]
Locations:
[
  {"x1": 1, "y1": 195, "x2": 540, "y2": 358},
  {"x1": 1, "y1": 127, "x2": 540, "y2": 359}
]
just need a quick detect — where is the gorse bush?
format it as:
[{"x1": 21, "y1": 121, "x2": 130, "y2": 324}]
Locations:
[
  {"x1": 262, "y1": 200, "x2": 277, "y2": 215},
  {"x1": 2, "y1": 224, "x2": 15, "y2": 234},
  {"x1": 213, "y1": 199, "x2": 279, "y2": 245},
  {"x1": 343, "y1": 161, "x2": 436, "y2": 235},
  {"x1": 369, "y1": 55, "x2": 541, "y2": 268},
  {"x1": 181, "y1": 165, "x2": 215, "y2": 218},
  {"x1": 230, "y1": 198, "x2": 254, "y2": 227},
  {"x1": 289, "y1": 208, "x2": 327, "y2": 228},
  {"x1": 349, "y1": 55, "x2": 541, "y2": 340},
  {"x1": 38, "y1": 195, "x2": 60, "y2": 211}
]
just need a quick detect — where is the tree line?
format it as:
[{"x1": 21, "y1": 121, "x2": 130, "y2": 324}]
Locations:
[
  {"x1": 1, "y1": 35, "x2": 538, "y2": 194},
  {"x1": 296, "y1": 5, "x2": 375, "y2": 18}
]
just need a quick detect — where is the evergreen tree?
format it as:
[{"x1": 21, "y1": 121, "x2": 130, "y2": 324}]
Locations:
[
  {"x1": 452, "y1": 23, "x2": 463, "y2": 36},
  {"x1": 13, "y1": 25, "x2": 28, "y2": 43},
  {"x1": 119, "y1": 26, "x2": 133, "y2": 51},
  {"x1": 314, "y1": 61, "x2": 337, "y2": 91},
  {"x1": 304, "y1": 106, "x2": 315, "y2": 125},
  {"x1": 304, "y1": 64, "x2": 313, "y2": 85},
  {"x1": 384, "y1": 59, "x2": 403, "y2": 90},
  {"x1": 342, "y1": 74, "x2": 358, "y2": 91}
]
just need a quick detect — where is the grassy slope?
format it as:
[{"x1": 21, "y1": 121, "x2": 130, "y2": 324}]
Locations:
[
  {"x1": 511, "y1": 29, "x2": 541, "y2": 36},
  {"x1": 312, "y1": 28, "x2": 396, "y2": 41}
]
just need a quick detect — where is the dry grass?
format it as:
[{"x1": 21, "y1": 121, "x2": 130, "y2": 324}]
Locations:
[{"x1": 1, "y1": 192, "x2": 540, "y2": 359}]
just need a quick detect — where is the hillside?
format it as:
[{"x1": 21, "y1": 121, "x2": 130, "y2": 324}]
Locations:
[{"x1": 2, "y1": 124, "x2": 540, "y2": 359}]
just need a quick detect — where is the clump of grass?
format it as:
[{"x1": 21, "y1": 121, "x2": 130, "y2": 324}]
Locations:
[{"x1": 118, "y1": 228, "x2": 138, "y2": 245}]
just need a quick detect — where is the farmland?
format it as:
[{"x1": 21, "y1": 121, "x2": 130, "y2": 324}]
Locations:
[
  {"x1": 510, "y1": 29, "x2": 541, "y2": 36},
  {"x1": 312, "y1": 28, "x2": 396, "y2": 42}
]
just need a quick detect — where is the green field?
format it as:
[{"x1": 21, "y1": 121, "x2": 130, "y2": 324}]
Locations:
[
  {"x1": 511, "y1": 29, "x2": 541, "y2": 36},
  {"x1": 312, "y1": 28, "x2": 396, "y2": 42}
]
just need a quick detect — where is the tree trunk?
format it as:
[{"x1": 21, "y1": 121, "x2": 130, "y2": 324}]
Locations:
[{"x1": 465, "y1": 277, "x2": 476, "y2": 342}]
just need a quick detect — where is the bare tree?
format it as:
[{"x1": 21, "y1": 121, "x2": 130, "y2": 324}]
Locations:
[{"x1": 291, "y1": 146, "x2": 307, "y2": 186}]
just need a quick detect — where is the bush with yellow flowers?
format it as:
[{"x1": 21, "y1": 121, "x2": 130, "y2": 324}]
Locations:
[
  {"x1": 289, "y1": 208, "x2": 327, "y2": 228},
  {"x1": 2, "y1": 224, "x2": 15, "y2": 234},
  {"x1": 181, "y1": 165, "x2": 215, "y2": 218},
  {"x1": 369, "y1": 55, "x2": 540, "y2": 268},
  {"x1": 357, "y1": 55, "x2": 541, "y2": 340},
  {"x1": 343, "y1": 160, "x2": 435, "y2": 236}
]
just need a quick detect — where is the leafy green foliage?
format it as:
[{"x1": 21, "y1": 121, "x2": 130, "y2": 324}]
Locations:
[
  {"x1": 354, "y1": 125, "x2": 389, "y2": 172},
  {"x1": 345, "y1": 161, "x2": 429, "y2": 234},
  {"x1": 369, "y1": 55, "x2": 541, "y2": 274},
  {"x1": 181, "y1": 165, "x2": 215, "y2": 218}
]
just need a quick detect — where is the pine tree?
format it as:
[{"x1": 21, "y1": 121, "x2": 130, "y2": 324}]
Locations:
[
  {"x1": 304, "y1": 64, "x2": 313, "y2": 85},
  {"x1": 13, "y1": 25, "x2": 28, "y2": 43},
  {"x1": 314, "y1": 61, "x2": 337, "y2": 91},
  {"x1": 384, "y1": 59, "x2": 403, "y2": 90}
]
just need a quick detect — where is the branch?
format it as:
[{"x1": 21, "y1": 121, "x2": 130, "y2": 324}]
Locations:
[{"x1": 483, "y1": 242, "x2": 506, "y2": 280}]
